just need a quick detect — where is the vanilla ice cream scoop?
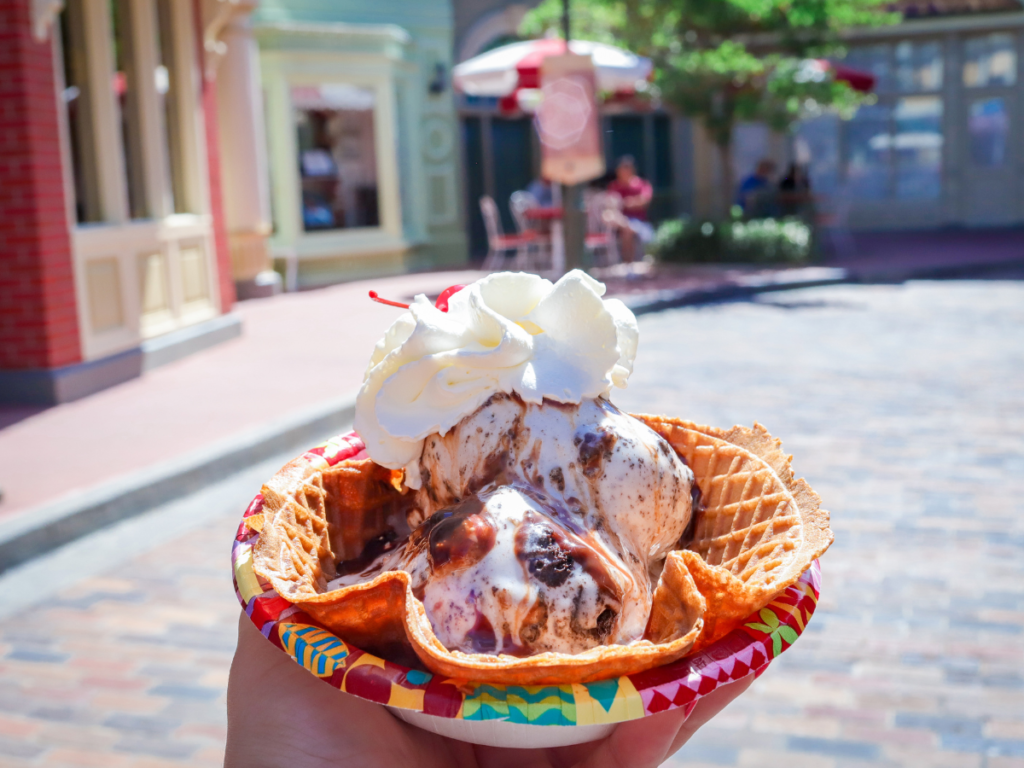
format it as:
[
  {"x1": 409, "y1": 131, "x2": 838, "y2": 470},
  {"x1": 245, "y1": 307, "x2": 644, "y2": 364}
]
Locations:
[{"x1": 410, "y1": 395, "x2": 694, "y2": 650}]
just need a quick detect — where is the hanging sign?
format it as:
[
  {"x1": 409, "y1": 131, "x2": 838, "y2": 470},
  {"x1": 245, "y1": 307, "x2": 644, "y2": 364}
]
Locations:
[{"x1": 536, "y1": 53, "x2": 605, "y2": 186}]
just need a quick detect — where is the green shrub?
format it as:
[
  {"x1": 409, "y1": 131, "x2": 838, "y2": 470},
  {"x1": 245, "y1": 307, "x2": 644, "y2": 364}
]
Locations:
[{"x1": 651, "y1": 216, "x2": 812, "y2": 264}]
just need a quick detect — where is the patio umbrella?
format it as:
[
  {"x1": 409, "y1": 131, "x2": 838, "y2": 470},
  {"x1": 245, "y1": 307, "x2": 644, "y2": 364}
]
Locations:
[
  {"x1": 453, "y1": 38, "x2": 652, "y2": 109},
  {"x1": 810, "y1": 59, "x2": 877, "y2": 93}
]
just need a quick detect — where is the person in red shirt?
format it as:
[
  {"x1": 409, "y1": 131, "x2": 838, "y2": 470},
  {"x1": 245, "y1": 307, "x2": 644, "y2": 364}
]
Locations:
[{"x1": 606, "y1": 155, "x2": 654, "y2": 264}]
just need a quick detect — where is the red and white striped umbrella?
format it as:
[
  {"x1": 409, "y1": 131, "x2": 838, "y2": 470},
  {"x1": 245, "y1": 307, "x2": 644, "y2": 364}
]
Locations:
[{"x1": 453, "y1": 38, "x2": 652, "y2": 109}]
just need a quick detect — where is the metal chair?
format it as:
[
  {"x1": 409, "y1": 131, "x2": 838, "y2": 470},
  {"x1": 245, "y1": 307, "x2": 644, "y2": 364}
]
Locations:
[
  {"x1": 583, "y1": 191, "x2": 621, "y2": 267},
  {"x1": 510, "y1": 190, "x2": 552, "y2": 270},
  {"x1": 480, "y1": 195, "x2": 537, "y2": 271}
]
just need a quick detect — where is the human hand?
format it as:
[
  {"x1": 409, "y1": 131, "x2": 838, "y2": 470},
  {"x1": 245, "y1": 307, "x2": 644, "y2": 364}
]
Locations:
[{"x1": 226, "y1": 613, "x2": 753, "y2": 768}]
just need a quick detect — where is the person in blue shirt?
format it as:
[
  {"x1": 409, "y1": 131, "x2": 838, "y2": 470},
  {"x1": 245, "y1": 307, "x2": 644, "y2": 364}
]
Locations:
[
  {"x1": 527, "y1": 176, "x2": 555, "y2": 208},
  {"x1": 736, "y1": 159, "x2": 777, "y2": 217}
]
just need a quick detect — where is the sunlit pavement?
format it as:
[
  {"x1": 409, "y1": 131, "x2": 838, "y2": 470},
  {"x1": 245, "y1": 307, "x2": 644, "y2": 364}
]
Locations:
[
  {"x1": 620, "y1": 282, "x2": 1024, "y2": 768},
  {"x1": 0, "y1": 279, "x2": 1020, "y2": 766}
]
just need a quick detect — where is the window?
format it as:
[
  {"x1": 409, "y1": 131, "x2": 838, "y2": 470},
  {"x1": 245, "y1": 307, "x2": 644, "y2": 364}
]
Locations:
[
  {"x1": 846, "y1": 103, "x2": 891, "y2": 200},
  {"x1": 795, "y1": 115, "x2": 840, "y2": 197},
  {"x1": 837, "y1": 41, "x2": 944, "y2": 202},
  {"x1": 893, "y1": 96, "x2": 942, "y2": 200},
  {"x1": 60, "y1": 0, "x2": 102, "y2": 223},
  {"x1": 155, "y1": 0, "x2": 190, "y2": 213},
  {"x1": 111, "y1": 0, "x2": 148, "y2": 219},
  {"x1": 964, "y1": 33, "x2": 1017, "y2": 88},
  {"x1": 59, "y1": 0, "x2": 195, "y2": 223},
  {"x1": 292, "y1": 85, "x2": 380, "y2": 232},
  {"x1": 969, "y1": 97, "x2": 1010, "y2": 167},
  {"x1": 894, "y1": 40, "x2": 942, "y2": 92}
]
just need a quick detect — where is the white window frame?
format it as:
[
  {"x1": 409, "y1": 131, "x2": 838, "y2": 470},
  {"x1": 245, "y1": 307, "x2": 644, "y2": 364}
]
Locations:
[
  {"x1": 841, "y1": 39, "x2": 946, "y2": 200},
  {"x1": 261, "y1": 50, "x2": 406, "y2": 260},
  {"x1": 56, "y1": 0, "x2": 220, "y2": 362}
]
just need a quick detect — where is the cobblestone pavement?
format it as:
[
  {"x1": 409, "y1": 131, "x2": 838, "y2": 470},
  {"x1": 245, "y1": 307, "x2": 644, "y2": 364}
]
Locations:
[
  {"x1": 615, "y1": 281, "x2": 1024, "y2": 768},
  {"x1": 0, "y1": 280, "x2": 1020, "y2": 767}
]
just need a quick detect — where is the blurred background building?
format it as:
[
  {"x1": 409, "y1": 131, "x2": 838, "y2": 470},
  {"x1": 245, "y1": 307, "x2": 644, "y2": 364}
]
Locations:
[
  {"x1": 2, "y1": 0, "x2": 1022, "y2": 404},
  {"x1": 252, "y1": 0, "x2": 467, "y2": 288},
  {"x1": 698, "y1": 0, "x2": 1024, "y2": 229},
  {"x1": 1, "y1": 0, "x2": 244, "y2": 405}
]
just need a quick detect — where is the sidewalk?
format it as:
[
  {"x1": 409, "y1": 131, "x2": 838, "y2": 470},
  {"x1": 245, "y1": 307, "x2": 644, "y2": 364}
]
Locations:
[{"x1": 0, "y1": 265, "x2": 840, "y2": 532}]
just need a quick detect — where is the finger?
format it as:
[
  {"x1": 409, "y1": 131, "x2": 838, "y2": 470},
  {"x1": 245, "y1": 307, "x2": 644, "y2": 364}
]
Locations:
[
  {"x1": 666, "y1": 674, "x2": 755, "y2": 756},
  {"x1": 227, "y1": 614, "x2": 475, "y2": 768}
]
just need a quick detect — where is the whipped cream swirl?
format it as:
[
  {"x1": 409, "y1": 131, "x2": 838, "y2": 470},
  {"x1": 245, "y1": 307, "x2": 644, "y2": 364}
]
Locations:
[{"x1": 354, "y1": 270, "x2": 639, "y2": 488}]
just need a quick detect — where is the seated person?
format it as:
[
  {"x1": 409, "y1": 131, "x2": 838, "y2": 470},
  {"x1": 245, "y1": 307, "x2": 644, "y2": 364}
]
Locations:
[
  {"x1": 736, "y1": 159, "x2": 778, "y2": 217},
  {"x1": 606, "y1": 156, "x2": 654, "y2": 264},
  {"x1": 527, "y1": 175, "x2": 555, "y2": 208}
]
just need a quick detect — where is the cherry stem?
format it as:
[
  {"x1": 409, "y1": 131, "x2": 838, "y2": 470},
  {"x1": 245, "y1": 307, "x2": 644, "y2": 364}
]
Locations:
[{"x1": 368, "y1": 290, "x2": 410, "y2": 310}]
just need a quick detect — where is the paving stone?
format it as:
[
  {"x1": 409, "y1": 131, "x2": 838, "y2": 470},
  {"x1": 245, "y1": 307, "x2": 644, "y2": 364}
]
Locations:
[
  {"x1": 0, "y1": 281, "x2": 1022, "y2": 767},
  {"x1": 627, "y1": 282, "x2": 1024, "y2": 767}
]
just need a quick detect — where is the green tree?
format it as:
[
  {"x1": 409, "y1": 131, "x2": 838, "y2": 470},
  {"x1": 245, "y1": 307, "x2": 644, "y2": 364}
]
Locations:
[{"x1": 521, "y1": 0, "x2": 897, "y2": 216}]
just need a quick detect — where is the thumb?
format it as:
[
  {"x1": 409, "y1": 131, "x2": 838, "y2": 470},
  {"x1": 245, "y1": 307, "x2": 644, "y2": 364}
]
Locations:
[{"x1": 573, "y1": 707, "x2": 690, "y2": 768}]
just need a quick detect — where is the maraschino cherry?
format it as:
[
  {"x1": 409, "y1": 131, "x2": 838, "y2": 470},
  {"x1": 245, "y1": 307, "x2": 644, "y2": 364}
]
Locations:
[{"x1": 368, "y1": 284, "x2": 465, "y2": 313}]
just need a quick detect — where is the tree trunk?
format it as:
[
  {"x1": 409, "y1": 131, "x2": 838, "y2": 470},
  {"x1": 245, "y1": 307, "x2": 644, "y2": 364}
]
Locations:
[{"x1": 717, "y1": 140, "x2": 735, "y2": 220}]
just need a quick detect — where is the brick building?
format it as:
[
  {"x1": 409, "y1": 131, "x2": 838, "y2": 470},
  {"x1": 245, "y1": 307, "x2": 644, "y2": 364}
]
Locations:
[{"x1": 0, "y1": 0, "x2": 265, "y2": 404}]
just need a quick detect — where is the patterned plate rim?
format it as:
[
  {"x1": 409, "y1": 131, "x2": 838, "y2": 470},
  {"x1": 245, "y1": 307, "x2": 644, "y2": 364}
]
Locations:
[{"x1": 231, "y1": 432, "x2": 821, "y2": 727}]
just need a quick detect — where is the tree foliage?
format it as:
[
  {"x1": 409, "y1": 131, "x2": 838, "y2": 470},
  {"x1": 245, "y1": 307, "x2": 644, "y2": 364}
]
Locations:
[{"x1": 520, "y1": 0, "x2": 897, "y2": 150}]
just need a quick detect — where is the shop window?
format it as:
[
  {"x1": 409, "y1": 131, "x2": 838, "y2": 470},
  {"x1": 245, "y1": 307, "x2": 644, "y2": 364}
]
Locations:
[
  {"x1": 292, "y1": 85, "x2": 380, "y2": 232},
  {"x1": 969, "y1": 97, "x2": 1009, "y2": 167},
  {"x1": 893, "y1": 96, "x2": 942, "y2": 200},
  {"x1": 964, "y1": 33, "x2": 1017, "y2": 88},
  {"x1": 155, "y1": 0, "x2": 190, "y2": 213},
  {"x1": 795, "y1": 115, "x2": 840, "y2": 197},
  {"x1": 894, "y1": 40, "x2": 943, "y2": 92},
  {"x1": 111, "y1": 0, "x2": 148, "y2": 219},
  {"x1": 60, "y1": 0, "x2": 102, "y2": 223},
  {"x1": 59, "y1": 0, "x2": 201, "y2": 224},
  {"x1": 845, "y1": 103, "x2": 891, "y2": 200}
]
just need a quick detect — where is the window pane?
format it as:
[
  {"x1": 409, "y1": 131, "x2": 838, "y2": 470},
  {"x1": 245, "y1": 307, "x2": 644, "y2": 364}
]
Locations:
[
  {"x1": 895, "y1": 40, "x2": 943, "y2": 92},
  {"x1": 964, "y1": 33, "x2": 1017, "y2": 88},
  {"x1": 111, "y1": 0, "x2": 148, "y2": 219},
  {"x1": 894, "y1": 96, "x2": 943, "y2": 200},
  {"x1": 155, "y1": 0, "x2": 190, "y2": 213},
  {"x1": 60, "y1": 1, "x2": 103, "y2": 223},
  {"x1": 969, "y1": 97, "x2": 1009, "y2": 167},
  {"x1": 844, "y1": 45, "x2": 892, "y2": 93},
  {"x1": 293, "y1": 85, "x2": 380, "y2": 232},
  {"x1": 796, "y1": 115, "x2": 839, "y2": 198},
  {"x1": 845, "y1": 103, "x2": 891, "y2": 200}
]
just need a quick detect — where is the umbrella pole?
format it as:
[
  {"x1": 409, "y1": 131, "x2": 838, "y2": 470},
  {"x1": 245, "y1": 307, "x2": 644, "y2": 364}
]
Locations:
[{"x1": 559, "y1": 0, "x2": 585, "y2": 273}]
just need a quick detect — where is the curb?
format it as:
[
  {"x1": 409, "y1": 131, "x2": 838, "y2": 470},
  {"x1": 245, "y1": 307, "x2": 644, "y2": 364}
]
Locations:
[
  {"x1": 0, "y1": 396, "x2": 356, "y2": 576},
  {"x1": 620, "y1": 267, "x2": 850, "y2": 315},
  {"x1": 0, "y1": 266, "x2": 852, "y2": 574}
]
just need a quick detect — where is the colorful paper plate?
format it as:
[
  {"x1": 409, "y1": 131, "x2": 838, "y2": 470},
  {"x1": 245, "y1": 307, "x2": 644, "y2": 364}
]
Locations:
[{"x1": 232, "y1": 432, "x2": 821, "y2": 748}]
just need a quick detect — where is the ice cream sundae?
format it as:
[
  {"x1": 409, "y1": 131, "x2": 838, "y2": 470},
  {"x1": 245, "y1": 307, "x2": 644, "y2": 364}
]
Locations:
[{"x1": 252, "y1": 270, "x2": 832, "y2": 684}]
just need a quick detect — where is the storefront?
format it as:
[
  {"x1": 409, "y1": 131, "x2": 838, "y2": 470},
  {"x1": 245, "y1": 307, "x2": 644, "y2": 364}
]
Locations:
[
  {"x1": 0, "y1": 0, "x2": 242, "y2": 404},
  {"x1": 700, "y1": 8, "x2": 1024, "y2": 231},
  {"x1": 252, "y1": 2, "x2": 467, "y2": 288}
]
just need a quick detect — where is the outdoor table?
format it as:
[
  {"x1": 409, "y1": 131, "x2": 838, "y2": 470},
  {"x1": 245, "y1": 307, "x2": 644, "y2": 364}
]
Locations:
[
  {"x1": 524, "y1": 206, "x2": 564, "y2": 220},
  {"x1": 525, "y1": 207, "x2": 565, "y2": 272}
]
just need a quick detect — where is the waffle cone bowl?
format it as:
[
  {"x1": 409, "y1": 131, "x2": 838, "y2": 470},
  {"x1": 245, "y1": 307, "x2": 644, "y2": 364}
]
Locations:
[{"x1": 232, "y1": 418, "x2": 830, "y2": 747}]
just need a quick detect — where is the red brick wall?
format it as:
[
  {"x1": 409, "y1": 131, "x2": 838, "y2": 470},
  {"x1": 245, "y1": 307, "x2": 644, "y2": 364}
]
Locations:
[
  {"x1": 0, "y1": 1, "x2": 82, "y2": 370},
  {"x1": 194, "y1": 0, "x2": 235, "y2": 313}
]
